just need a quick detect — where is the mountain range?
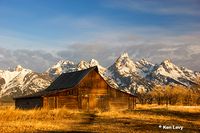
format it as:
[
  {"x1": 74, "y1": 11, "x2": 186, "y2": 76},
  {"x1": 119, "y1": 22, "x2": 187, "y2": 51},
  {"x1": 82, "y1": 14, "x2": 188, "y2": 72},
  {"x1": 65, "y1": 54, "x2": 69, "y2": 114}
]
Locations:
[{"x1": 0, "y1": 53, "x2": 199, "y2": 101}]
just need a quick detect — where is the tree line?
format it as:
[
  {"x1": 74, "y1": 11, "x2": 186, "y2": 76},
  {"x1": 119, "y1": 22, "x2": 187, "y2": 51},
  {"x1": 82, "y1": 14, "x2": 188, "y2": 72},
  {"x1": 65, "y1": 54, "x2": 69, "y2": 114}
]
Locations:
[{"x1": 137, "y1": 85, "x2": 200, "y2": 106}]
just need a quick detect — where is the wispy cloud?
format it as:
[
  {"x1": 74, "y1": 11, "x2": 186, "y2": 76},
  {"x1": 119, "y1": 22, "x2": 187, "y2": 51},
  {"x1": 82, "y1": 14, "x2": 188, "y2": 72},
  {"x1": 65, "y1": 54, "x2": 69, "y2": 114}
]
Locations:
[
  {"x1": 44, "y1": 15, "x2": 107, "y2": 30},
  {"x1": 0, "y1": 31, "x2": 200, "y2": 72},
  {"x1": 106, "y1": 0, "x2": 200, "y2": 16}
]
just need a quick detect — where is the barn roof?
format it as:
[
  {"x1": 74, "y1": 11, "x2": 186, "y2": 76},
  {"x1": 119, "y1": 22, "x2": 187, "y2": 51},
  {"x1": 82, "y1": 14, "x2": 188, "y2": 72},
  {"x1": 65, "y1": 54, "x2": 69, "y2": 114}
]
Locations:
[
  {"x1": 14, "y1": 66, "x2": 136, "y2": 99},
  {"x1": 45, "y1": 66, "x2": 97, "y2": 92}
]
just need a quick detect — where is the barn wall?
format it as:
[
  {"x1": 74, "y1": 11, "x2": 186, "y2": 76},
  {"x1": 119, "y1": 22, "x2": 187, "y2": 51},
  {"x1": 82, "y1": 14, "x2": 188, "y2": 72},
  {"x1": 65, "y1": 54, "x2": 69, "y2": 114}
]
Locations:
[
  {"x1": 43, "y1": 88, "x2": 78, "y2": 109},
  {"x1": 77, "y1": 70, "x2": 109, "y2": 111},
  {"x1": 15, "y1": 97, "x2": 43, "y2": 109},
  {"x1": 107, "y1": 87, "x2": 128, "y2": 110},
  {"x1": 107, "y1": 86, "x2": 136, "y2": 110}
]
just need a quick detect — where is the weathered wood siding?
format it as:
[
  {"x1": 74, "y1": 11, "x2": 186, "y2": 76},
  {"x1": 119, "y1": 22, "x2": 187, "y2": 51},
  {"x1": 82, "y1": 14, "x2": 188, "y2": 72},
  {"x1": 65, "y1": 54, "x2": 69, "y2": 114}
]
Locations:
[
  {"x1": 106, "y1": 82, "x2": 136, "y2": 110},
  {"x1": 43, "y1": 88, "x2": 78, "y2": 109},
  {"x1": 77, "y1": 70, "x2": 109, "y2": 111},
  {"x1": 15, "y1": 97, "x2": 43, "y2": 109}
]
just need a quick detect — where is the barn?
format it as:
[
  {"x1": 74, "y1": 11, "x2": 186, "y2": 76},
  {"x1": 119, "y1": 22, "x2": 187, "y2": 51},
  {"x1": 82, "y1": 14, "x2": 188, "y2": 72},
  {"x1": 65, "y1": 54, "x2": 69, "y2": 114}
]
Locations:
[{"x1": 14, "y1": 66, "x2": 136, "y2": 111}]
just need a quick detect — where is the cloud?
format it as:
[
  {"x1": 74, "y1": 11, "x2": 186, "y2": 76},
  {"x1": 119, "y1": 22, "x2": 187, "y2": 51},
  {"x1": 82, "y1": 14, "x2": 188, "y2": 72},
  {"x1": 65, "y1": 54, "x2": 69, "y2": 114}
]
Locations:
[
  {"x1": 0, "y1": 27, "x2": 200, "y2": 72},
  {"x1": 0, "y1": 39, "x2": 200, "y2": 72},
  {"x1": 54, "y1": 32, "x2": 200, "y2": 71},
  {"x1": 0, "y1": 48, "x2": 60, "y2": 72}
]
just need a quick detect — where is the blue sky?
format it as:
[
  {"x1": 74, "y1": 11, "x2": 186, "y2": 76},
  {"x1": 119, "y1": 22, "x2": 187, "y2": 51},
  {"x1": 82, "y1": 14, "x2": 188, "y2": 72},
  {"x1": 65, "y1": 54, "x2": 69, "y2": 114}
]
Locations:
[{"x1": 0, "y1": 0, "x2": 200, "y2": 71}]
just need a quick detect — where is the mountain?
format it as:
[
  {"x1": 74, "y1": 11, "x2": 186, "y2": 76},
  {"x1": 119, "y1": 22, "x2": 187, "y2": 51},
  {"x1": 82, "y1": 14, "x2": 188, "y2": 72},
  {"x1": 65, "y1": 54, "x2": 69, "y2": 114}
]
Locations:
[
  {"x1": 46, "y1": 59, "x2": 106, "y2": 78},
  {"x1": 0, "y1": 52, "x2": 199, "y2": 100},
  {"x1": 146, "y1": 59, "x2": 200, "y2": 87},
  {"x1": 135, "y1": 58, "x2": 155, "y2": 78},
  {"x1": 105, "y1": 53, "x2": 154, "y2": 93},
  {"x1": 0, "y1": 65, "x2": 52, "y2": 100},
  {"x1": 46, "y1": 60, "x2": 77, "y2": 78}
]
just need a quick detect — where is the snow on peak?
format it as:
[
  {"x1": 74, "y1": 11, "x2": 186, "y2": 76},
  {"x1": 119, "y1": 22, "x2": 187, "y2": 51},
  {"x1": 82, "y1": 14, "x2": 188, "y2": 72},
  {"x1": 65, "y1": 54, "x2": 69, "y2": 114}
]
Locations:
[
  {"x1": 47, "y1": 60, "x2": 76, "y2": 76},
  {"x1": 135, "y1": 59, "x2": 155, "y2": 78},
  {"x1": 153, "y1": 59, "x2": 197, "y2": 86},
  {"x1": 162, "y1": 59, "x2": 172, "y2": 65},
  {"x1": 15, "y1": 65, "x2": 24, "y2": 72},
  {"x1": 89, "y1": 59, "x2": 106, "y2": 74},
  {"x1": 89, "y1": 59, "x2": 99, "y2": 67},
  {"x1": 157, "y1": 59, "x2": 181, "y2": 75},
  {"x1": 136, "y1": 59, "x2": 154, "y2": 66},
  {"x1": 153, "y1": 59, "x2": 198, "y2": 85},
  {"x1": 119, "y1": 52, "x2": 129, "y2": 59},
  {"x1": 115, "y1": 52, "x2": 136, "y2": 75},
  {"x1": 11, "y1": 65, "x2": 32, "y2": 73},
  {"x1": 52, "y1": 60, "x2": 75, "y2": 69},
  {"x1": 0, "y1": 65, "x2": 32, "y2": 89},
  {"x1": 77, "y1": 60, "x2": 90, "y2": 70}
]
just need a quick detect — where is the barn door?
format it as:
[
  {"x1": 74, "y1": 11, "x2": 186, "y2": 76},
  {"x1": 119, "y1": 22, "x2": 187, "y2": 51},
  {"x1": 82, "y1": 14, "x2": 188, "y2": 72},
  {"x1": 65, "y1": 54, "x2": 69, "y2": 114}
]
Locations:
[
  {"x1": 81, "y1": 95, "x2": 89, "y2": 111},
  {"x1": 96, "y1": 95, "x2": 108, "y2": 111}
]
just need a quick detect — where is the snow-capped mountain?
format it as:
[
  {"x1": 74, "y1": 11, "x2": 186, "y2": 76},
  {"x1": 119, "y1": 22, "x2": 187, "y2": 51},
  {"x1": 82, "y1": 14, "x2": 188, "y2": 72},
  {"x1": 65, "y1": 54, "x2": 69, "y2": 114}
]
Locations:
[
  {"x1": 46, "y1": 60, "x2": 77, "y2": 78},
  {"x1": 108, "y1": 53, "x2": 137, "y2": 76},
  {"x1": 135, "y1": 59, "x2": 155, "y2": 78},
  {"x1": 0, "y1": 65, "x2": 52, "y2": 100},
  {"x1": 0, "y1": 52, "x2": 199, "y2": 100},
  {"x1": 46, "y1": 59, "x2": 106, "y2": 78},
  {"x1": 105, "y1": 53, "x2": 154, "y2": 93},
  {"x1": 146, "y1": 59, "x2": 200, "y2": 87}
]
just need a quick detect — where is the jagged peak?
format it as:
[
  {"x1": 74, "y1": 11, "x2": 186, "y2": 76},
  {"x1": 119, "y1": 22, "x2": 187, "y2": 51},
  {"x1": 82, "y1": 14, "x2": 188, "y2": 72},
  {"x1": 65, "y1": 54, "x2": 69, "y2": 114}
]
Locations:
[
  {"x1": 77, "y1": 60, "x2": 89, "y2": 67},
  {"x1": 119, "y1": 52, "x2": 129, "y2": 59},
  {"x1": 90, "y1": 59, "x2": 99, "y2": 66},
  {"x1": 137, "y1": 58, "x2": 154, "y2": 66},
  {"x1": 56, "y1": 60, "x2": 74, "y2": 65},
  {"x1": 116, "y1": 53, "x2": 133, "y2": 63},
  {"x1": 79, "y1": 60, "x2": 89, "y2": 64},
  {"x1": 76, "y1": 60, "x2": 89, "y2": 71},
  {"x1": 112, "y1": 53, "x2": 137, "y2": 74},
  {"x1": 158, "y1": 59, "x2": 176, "y2": 71},
  {"x1": 89, "y1": 59, "x2": 106, "y2": 72},
  {"x1": 15, "y1": 65, "x2": 27, "y2": 72},
  {"x1": 51, "y1": 60, "x2": 75, "y2": 69},
  {"x1": 162, "y1": 59, "x2": 172, "y2": 65}
]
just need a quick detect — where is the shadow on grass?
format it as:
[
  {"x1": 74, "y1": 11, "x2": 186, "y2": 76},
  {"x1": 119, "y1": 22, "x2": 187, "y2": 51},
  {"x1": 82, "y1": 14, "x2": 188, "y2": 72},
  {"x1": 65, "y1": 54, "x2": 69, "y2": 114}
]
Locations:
[
  {"x1": 131, "y1": 108, "x2": 200, "y2": 121},
  {"x1": 79, "y1": 113, "x2": 97, "y2": 125},
  {"x1": 37, "y1": 110, "x2": 200, "y2": 133}
]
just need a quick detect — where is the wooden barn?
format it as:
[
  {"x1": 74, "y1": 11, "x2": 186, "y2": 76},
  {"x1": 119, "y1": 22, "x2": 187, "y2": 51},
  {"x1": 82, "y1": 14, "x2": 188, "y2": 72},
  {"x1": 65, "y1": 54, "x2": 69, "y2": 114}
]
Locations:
[{"x1": 14, "y1": 66, "x2": 136, "y2": 111}]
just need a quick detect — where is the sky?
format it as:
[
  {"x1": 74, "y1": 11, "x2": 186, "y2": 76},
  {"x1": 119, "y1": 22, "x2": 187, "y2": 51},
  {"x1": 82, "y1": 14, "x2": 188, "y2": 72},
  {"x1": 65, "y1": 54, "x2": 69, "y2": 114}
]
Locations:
[{"x1": 0, "y1": 0, "x2": 200, "y2": 72}]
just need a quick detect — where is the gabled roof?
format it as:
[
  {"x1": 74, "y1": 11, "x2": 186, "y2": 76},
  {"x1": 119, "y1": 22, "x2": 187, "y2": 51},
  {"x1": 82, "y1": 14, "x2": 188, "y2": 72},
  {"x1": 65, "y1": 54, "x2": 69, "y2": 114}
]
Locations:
[{"x1": 45, "y1": 66, "x2": 98, "y2": 91}]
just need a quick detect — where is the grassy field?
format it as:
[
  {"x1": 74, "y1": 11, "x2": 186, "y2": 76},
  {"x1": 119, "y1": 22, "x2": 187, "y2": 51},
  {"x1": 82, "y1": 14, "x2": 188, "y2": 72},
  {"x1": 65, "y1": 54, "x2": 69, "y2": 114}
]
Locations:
[{"x1": 0, "y1": 105, "x2": 199, "y2": 133}]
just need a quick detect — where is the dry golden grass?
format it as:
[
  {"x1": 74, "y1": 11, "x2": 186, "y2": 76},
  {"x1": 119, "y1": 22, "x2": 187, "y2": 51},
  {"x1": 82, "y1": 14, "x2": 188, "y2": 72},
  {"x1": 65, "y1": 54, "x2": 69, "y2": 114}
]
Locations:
[{"x1": 0, "y1": 105, "x2": 199, "y2": 133}]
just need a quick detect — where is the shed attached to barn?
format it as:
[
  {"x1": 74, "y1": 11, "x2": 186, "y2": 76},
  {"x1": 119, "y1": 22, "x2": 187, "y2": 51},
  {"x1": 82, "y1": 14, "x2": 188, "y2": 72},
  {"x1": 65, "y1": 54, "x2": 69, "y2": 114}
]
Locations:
[{"x1": 14, "y1": 66, "x2": 136, "y2": 111}]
